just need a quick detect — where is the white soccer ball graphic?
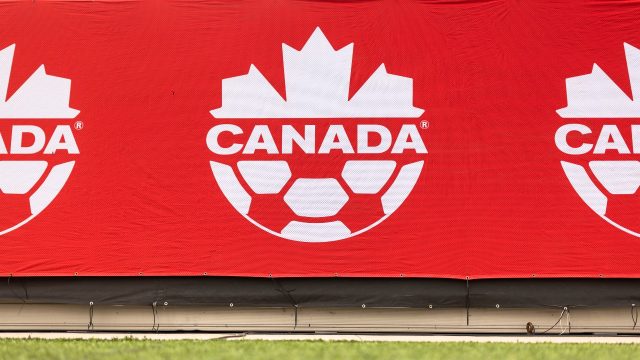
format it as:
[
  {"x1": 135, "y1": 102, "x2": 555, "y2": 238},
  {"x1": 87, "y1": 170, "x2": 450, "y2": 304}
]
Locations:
[
  {"x1": 0, "y1": 44, "x2": 79, "y2": 235},
  {"x1": 0, "y1": 161, "x2": 75, "y2": 235},
  {"x1": 209, "y1": 28, "x2": 426, "y2": 242},
  {"x1": 210, "y1": 159, "x2": 423, "y2": 242}
]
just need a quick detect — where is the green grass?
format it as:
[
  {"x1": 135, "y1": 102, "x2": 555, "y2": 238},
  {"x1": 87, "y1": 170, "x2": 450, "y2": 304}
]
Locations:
[{"x1": 0, "y1": 339, "x2": 638, "y2": 360}]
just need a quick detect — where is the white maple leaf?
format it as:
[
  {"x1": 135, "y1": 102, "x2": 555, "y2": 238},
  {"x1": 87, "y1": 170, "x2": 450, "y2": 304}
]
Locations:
[
  {"x1": 0, "y1": 44, "x2": 79, "y2": 119},
  {"x1": 558, "y1": 43, "x2": 640, "y2": 118},
  {"x1": 212, "y1": 27, "x2": 424, "y2": 118}
]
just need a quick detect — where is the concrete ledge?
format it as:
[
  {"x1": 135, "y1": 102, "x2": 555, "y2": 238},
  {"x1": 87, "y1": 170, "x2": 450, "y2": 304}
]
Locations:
[{"x1": 0, "y1": 304, "x2": 638, "y2": 334}]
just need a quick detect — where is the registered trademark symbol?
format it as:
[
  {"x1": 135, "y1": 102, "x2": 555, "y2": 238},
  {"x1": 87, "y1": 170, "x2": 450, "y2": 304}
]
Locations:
[
  {"x1": 74, "y1": 121, "x2": 84, "y2": 130},
  {"x1": 420, "y1": 120, "x2": 429, "y2": 129}
]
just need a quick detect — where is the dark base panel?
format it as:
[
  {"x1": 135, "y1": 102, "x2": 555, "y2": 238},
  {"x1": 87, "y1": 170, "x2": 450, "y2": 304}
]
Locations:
[{"x1": 0, "y1": 277, "x2": 639, "y2": 308}]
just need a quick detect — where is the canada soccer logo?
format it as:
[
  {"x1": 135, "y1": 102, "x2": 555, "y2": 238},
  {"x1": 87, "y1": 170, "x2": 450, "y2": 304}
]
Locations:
[
  {"x1": 207, "y1": 28, "x2": 427, "y2": 242},
  {"x1": 556, "y1": 42, "x2": 640, "y2": 236},
  {"x1": 0, "y1": 44, "x2": 80, "y2": 235}
]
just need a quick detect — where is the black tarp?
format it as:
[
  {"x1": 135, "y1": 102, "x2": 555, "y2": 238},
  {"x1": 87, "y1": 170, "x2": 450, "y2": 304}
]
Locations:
[{"x1": 1, "y1": 277, "x2": 639, "y2": 308}]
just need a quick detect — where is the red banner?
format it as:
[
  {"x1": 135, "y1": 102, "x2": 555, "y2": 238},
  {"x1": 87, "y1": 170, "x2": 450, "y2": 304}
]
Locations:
[{"x1": 1, "y1": 1, "x2": 640, "y2": 278}]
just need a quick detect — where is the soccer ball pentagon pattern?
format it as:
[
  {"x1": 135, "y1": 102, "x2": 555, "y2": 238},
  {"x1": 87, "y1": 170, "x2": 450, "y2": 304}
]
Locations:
[
  {"x1": 556, "y1": 42, "x2": 640, "y2": 237},
  {"x1": 0, "y1": 44, "x2": 79, "y2": 235},
  {"x1": 208, "y1": 28, "x2": 427, "y2": 242}
]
